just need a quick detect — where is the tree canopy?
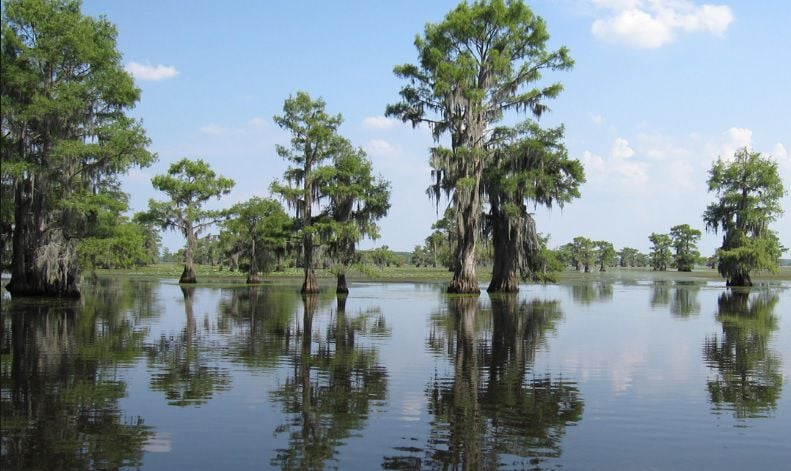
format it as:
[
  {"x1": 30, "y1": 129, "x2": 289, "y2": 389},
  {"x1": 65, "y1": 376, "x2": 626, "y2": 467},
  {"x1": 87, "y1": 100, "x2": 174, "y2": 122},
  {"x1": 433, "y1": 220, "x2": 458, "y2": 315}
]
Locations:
[
  {"x1": 387, "y1": 0, "x2": 573, "y2": 293},
  {"x1": 703, "y1": 148, "x2": 786, "y2": 286},
  {"x1": 271, "y1": 91, "x2": 348, "y2": 294},
  {"x1": 670, "y1": 224, "x2": 702, "y2": 272},
  {"x1": 144, "y1": 158, "x2": 234, "y2": 283},
  {"x1": 2, "y1": 0, "x2": 154, "y2": 296}
]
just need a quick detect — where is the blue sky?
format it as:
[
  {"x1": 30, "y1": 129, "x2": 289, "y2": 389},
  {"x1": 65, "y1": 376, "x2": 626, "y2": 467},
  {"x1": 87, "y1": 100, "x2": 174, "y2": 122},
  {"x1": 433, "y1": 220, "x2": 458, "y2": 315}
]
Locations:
[{"x1": 81, "y1": 0, "x2": 791, "y2": 256}]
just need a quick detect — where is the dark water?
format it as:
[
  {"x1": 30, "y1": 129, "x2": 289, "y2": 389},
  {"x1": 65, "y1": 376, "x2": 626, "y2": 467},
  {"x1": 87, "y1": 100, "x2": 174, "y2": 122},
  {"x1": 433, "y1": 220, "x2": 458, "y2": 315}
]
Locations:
[{"x1": 1, "y1": 277, "x2": 789, "y2": 470}]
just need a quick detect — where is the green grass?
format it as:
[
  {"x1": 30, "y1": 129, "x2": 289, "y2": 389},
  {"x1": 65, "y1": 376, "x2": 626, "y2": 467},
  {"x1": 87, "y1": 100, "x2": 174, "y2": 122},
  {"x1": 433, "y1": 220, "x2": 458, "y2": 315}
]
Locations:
[{"x1": 94, "y1": 263, "x2": 791, "y2": 285}]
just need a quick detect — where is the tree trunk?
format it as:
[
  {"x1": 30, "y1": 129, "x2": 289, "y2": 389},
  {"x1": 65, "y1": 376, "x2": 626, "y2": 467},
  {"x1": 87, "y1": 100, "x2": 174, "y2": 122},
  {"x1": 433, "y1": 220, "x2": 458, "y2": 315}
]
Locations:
[
  {"x1": 336, "y1": 272, "x2": 349, "y2": 294},
  {"x1": 247, "y1": 238, "x2": 258, "y2": 283},
  {"x1": 448, "y1": 161, "x2": 482, "y2": 295},
  {"x1": 180, "y1": 226, "x2": 197, "y2": 283},
  {"x1": 7, "y1": 177, "x2": 80, "y2": 297},
  {"x1": 488, "y1": 210, "x2": 519, "y2": 293},
  {"x1": 726, "y1": 271, "x2": 752, "y2": 287},
  {"x1": 301, "y1": 234, "x2": 319, "y2": 293},
  {"x1": 246, "y1": 273, "x2": 261, "y2": 284}
]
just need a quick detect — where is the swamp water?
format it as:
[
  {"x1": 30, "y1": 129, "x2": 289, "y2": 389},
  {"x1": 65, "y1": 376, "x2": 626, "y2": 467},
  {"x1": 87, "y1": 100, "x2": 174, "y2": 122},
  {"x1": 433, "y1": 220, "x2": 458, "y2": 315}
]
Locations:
[{"x1": 1, "y1": 277, "x2": 790, "y2": 470}]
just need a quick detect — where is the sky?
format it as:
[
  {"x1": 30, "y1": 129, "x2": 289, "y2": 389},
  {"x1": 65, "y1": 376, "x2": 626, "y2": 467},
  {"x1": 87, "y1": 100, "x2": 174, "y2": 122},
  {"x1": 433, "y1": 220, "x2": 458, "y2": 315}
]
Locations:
[{"x1": 80, "y1": 0, "x2": 791, "y2": 256}]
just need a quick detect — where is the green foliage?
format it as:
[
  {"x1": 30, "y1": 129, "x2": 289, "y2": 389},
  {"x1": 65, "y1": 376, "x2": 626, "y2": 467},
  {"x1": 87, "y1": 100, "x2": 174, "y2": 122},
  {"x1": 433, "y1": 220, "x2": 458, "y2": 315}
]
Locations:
[
  {"x1": 270, "y1": 92, "x2": 349, "y2": 292},
  {"x1": 224, "y1": 197, "x2": 292, "y2": 276},
  {"x1": 386, "y1": 0, "x2": 573, "y2": 292},
  {"x1": 619, "y1": 247, "x2": 648, "y2": 268},
  {"x1": 317, "y1": 143, "x2": 391, "y2": 276},
  {"x1": 365, "y1": 245, "x2": 400, "y2": 269},
  {"x1": 648, "y1": 232, "x2": 673, "y2": 271},
  {"x1": 594, "y1": 240, "x2": 616, "y2": 272},
  {"x1": 669, "y1": 223, "x2": 702, "y2": 272},
  {"x1": 570, "y1": 236, "x2": 595, "y2": 272},
  {"x1": 703, "y1": 148, "x2": 786, "y2": 286},
  {"x1": 2, "y1": 0, "x2": 154, "y2": 295},
  {"x1": 79, "y1": 220, "x2": 157, "y2": 269},
  {"x1": 143, "y1": 158, "x2": 233, "y2": 281}
]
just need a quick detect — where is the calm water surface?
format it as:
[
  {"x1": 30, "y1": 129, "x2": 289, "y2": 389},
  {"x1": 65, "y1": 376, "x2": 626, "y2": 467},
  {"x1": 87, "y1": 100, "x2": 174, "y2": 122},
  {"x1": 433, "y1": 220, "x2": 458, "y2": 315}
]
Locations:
[{"x1": 1, "y1": 277, "x2": 789, "y2": 470}]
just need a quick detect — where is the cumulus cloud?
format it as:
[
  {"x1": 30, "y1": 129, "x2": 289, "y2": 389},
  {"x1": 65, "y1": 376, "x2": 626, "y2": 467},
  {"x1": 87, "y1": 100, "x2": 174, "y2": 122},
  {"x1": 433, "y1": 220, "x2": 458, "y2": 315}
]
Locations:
[
  {"x1": 611, "y1": 137, "x2": 635, "y2": 159},
  {"x1": 365, "y1": 138, "x2": 399, "y2": 157},
  {"x1": 362, "y1": 116, "x2": 398, "y2": 130},
  {"x1": 125, "y1": 61, "x2": 179, "y2": 81},
  {"x1": 590, "y1": 0, "x2": 733, "y2": 49},
  {"x1": 583, "y1": 147, "x2": 649, "y2": 191},
  {"x1": 713, "y1": 127, "x2": 753, "y2": 161}
]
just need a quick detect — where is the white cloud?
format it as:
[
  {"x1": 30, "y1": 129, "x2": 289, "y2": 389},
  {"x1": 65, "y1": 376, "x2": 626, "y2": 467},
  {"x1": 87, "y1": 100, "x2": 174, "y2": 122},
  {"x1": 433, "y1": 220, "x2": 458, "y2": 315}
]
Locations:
[
  {"x1": 590, "y1": 113, "x2": 606, "y2": 126},
  {"x1": 592, "y1": 8, "x2": 672, "y2": 48},
  {"x1": 611, "y1": 137, "x2": 635, "y2": 159},
  {"x1": 365, "y1": 138, "x2": 399, "y2": 157},
  {"x1": 590, "y1": 0, "x2": 733, "y2": 49},
  {"x1": 125, "y1": 62, "x2": 179, "y2": 81},
  {"x1": 582, "y1": 148, "x2": 648, "y2": 191},
  {"x1": 773, "y1": 143, "x2": 789, "y2": 160},
  {"x1": 362, "y1": 116, "x2": 398, "y2": 130},
  {"x1": 248, "y1": 117, "x2": 267, "y2": 129},
  {"x1": 714, "y1": 127, "x2": 752, "y2": 161},
  {"x1": 199, "y1": 124, "x2": 229, "y2": 136}
]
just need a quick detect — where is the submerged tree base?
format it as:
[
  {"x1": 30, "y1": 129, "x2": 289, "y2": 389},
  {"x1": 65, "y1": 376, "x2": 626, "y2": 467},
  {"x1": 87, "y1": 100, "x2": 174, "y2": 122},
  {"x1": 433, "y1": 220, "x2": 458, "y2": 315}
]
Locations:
[
  {"x1": 336, "y1": 273, "x2": 349, "y2": 294},
  {"x1": 246, "y1": 274, "x2": 261, "y2": 284},
  {"x1": 726, "y1": 272, "x2": 753, "y2": 287},
  {"x1": 487, "y1": 275, "x2": 519, "y2": 293},
  {"x1": 302, "y1": 269, "x2": 320, "y2": 294},
  {"x1": 447, "y1": 282, "x2": 481, "y2": 295},
  {"x1": 179, "y1": 266, "x2": 197, "y2": 284}
]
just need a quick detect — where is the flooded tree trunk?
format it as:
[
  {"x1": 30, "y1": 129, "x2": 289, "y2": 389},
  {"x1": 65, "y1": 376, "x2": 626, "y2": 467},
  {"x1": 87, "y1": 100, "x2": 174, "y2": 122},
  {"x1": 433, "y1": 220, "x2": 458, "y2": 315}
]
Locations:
[
  {"x1": 247, "y1": 238, "x2": 260, "y2": 283},
  {"x1": 726, "y1": 271, "x2": 752, "y2": 287},
  {"x1": 336, "y1": 272, "x2": 348, "y2": 294},
  {"x1": 448, "y1": 165, "x2": 482, "y2": 295},
  {"x1": 7, "y1": 177, "x2": 80, "y2": 298},
  {"x1": 301, "y1": 236, "x2": 319, "y2": 294},
  {"x1": 487, "y1": 205, "x2": 519, "y2": 293},
  {"x1": 180, "y1": 227, "x2": 197, "y2": 284}
]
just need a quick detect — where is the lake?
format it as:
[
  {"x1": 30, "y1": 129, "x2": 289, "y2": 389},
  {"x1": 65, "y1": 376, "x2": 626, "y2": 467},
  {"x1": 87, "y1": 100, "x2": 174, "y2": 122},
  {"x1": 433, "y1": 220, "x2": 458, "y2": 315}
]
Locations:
[{"x1": 2, "y1": 277, "x2": 790, "y2": 470}]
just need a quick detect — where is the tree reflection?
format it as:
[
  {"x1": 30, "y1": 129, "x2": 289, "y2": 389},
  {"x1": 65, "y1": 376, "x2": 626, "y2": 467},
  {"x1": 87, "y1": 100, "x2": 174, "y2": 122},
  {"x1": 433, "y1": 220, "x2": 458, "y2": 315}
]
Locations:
[
  {"x1": 218, "y1": 286, "x2": 300, "y2": 369},
  {"x1": 146, "y1": 286, "x2": 231, "y2": 406},
  {"x1": 0, "y1": 286, "x2": 152, "y2": 469},
  {"x1": 270, "y1": 294, "x2": 389, "y2": 469},
  {"x1": 670, "y1": 282, "x2": 700, "y2": 317},
  {"x1": 392, "y1": 295, "x2": 583, "y2": 469},
  {"x1": 570, "y1": 281, "x2": 612, "y2": 305},
  {"x1": 650, "y1": 281, "x2": 671, "y2": 307},
  {"x1": 703, "y1": 290, "x2": 782, "y2": 419}
]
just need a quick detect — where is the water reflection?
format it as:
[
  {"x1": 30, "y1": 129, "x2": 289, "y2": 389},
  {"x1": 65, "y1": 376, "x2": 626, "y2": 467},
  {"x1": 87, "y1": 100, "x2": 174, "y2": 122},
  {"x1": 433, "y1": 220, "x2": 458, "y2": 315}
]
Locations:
[
  {"x1": 145, "y1": 286, "x2": 231, "y2": 406},
  {"x1": 651, "y1": 281, "x2": 701, "y2": 317},
  {"x1": 0, "y1": 282, "x2": 152, "y2": 469},
  {"x1": 389, "y1": 295, "x2": 583, "y2": 469},
  {"x1": 270, "y1": 294, "x2": 389, "y2": 469},
  {"x1": 218, "y1": 286, "x2": 300, "y2": 369},
  {"x1": 570, "y1": 281, "x2": 613, "y2": 305},
  {"x1": 651, "y1": 281, "x2": 671, "y2": 308},
  {"x1": 703, "y1": 290, "x2": 783, "y2": 419},
  {"x1": 670, "y1": 282, "x2": 701, "y2": 317}
]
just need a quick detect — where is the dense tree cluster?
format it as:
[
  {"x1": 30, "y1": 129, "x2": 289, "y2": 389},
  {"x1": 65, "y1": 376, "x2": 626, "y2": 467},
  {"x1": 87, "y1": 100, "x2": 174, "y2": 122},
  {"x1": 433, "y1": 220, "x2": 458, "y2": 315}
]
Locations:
[{"x1": 2, "y1": 0, "x2": 785, "y2": 297}]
